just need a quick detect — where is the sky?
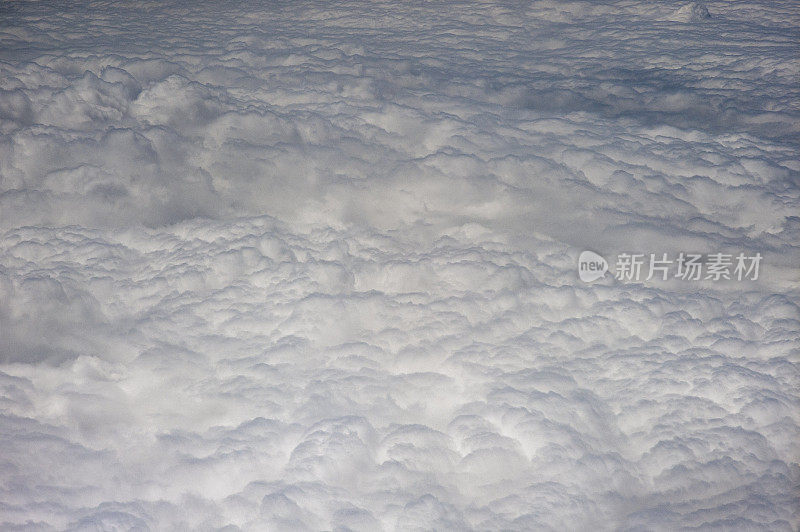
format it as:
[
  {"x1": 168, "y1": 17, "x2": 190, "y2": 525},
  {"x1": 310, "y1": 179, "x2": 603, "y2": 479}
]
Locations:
[{"x1": 0, "y1": 0, "x2": 798, "y2": 530}]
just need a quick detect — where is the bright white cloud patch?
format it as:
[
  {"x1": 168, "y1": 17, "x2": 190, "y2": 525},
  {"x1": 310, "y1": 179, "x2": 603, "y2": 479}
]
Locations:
[{"x1": 0, "y1": 0, "x2": 798, "y2": 530}]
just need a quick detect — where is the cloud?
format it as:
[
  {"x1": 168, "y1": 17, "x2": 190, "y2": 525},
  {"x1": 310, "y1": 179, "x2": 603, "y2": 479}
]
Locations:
[{"x1": 0, "y1": 0, "x2": 797, "y2": 530}]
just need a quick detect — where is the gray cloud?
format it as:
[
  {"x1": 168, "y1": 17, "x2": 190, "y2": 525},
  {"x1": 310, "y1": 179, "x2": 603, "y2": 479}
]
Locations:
[{"x1": 0, "y1": 0, "x2": 798, "y2": 530}]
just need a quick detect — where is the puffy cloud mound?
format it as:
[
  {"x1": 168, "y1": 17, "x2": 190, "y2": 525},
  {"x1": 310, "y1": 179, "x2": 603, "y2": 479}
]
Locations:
[{"x1": 0, "y1": 0, "x2": 798, "y2": 530}]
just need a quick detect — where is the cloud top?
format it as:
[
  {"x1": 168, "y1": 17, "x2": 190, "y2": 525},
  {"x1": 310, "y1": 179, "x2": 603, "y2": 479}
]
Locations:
[{"x1": 0, "y1": 0, "x2": 797, "y2": 529}]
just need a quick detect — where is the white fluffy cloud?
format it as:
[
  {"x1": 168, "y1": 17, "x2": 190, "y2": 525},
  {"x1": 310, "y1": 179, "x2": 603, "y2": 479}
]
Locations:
[{"x1": 0, "y1": 0, "x2": 797, "y2": 530}]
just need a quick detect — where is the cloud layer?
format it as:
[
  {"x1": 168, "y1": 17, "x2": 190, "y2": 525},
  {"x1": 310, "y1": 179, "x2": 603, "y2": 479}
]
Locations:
[{"x1": 0, "y1": 0, "x2": 798, "y2": 529}]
